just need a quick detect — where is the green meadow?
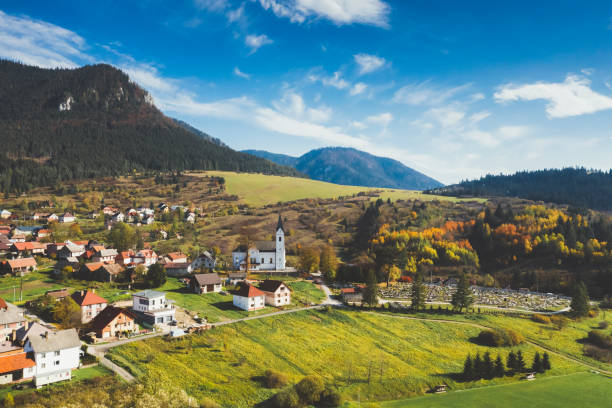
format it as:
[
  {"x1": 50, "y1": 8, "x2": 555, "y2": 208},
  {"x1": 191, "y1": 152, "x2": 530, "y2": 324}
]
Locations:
[{"x1": 108, "y1": 309, "x2": 583, "y2": 407}]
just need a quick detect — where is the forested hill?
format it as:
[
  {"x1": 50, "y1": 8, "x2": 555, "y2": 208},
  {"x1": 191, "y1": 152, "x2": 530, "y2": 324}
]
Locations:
[
  {"x1": 0, "y1": 60, "x2": 301, "y2": 194},
  {"x1": 427, "y1": 168, "x2": 612, "y2": 211},
  {"x1": 243, "y1": 147, "x2": 443, "y2": 190}
]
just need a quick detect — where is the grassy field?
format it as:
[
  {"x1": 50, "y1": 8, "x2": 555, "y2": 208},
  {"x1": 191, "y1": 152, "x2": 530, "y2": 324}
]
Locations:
[
  {"x1": 108, "y1": 309, "x2": 583, "y2": 407},
  {"x1": 382, "y1": 372, "x2": 612, "y2": 408},
  {"x1": 198, "y1": 171, "x2": 480, "y2": 207},
  {"x1": 159, "y1": 277, "x2": 325, "y2": 323}
]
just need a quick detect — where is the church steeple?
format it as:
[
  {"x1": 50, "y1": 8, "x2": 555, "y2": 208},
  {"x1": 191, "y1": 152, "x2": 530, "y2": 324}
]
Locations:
[{"x1": 276, "y1": 214, "x2": 284, "y2": 232}]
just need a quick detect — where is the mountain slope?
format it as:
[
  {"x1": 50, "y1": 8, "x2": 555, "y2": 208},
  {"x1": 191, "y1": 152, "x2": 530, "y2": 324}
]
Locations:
[
  {"x1": 426, "y1": 168, "x2": 612, "y2": 210},
  {"x1": 243, "y1": 147, "x2": 443, "y2": 190},
  {"x1": 171, "y1": 118, "x2": 228, "y2": 148},
  {"x1": 0, "y1": 60, "x2": 302, "y2": 193}
]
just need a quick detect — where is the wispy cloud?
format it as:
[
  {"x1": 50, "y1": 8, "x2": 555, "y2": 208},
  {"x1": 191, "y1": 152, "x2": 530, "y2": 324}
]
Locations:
[
  {"x1": 245, "y1": 34, "x2": 273, "y2": 53},
  {"x1": 233, "y1": 67, "x2": 250, "y2": 79},
  {"x1": 256, "y1": 0, "x2": 390, "y2": 28},
  {"x1": 350, "y1": 82, "x2": 367, "y2": 95},
  {"x1": 309, "y1": 71, "x2": 350, "y2": 90},
  {"x1": 354, "y1": 53, "x2": 386, "y2": 75},
  {"x1": 393, "y1": 81, "x2": 472, "y2": 106},
  {"x1": 0, "y1": 10, "x2": 90, "y2": 68},
  {"x1": 494, "y1": 74, "x2": 612, "y2": 118},
  {"x1": 194, "y1": 0, "x2": 229, "y2": 11}
]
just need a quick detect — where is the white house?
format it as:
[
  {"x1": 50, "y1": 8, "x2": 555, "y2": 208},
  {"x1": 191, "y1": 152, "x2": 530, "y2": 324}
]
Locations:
[
  {"x1": 232, "y1": 215, "x2": 286, "y2": 271},
  {"x1": 131, "y1": 290, "x2": 175, "y2": 325},
  {"x1": 191, "y1": 251, "x2": 216, "y2": 270},
  {"x1": 233, "y1": 283, "x2": 266, "y2": 311},
  {"x1": 111, "y1": 212, "x2": 125, "y2": 223},
  {"x1": 25, "y1": 329, "x2": 81, "y2": 388},
  {"x1": 92, "y1": 248, "x2": 118, "y2": 263},
  {"x1": 71, "y1": 290, "x2": 108, "y2": 324},
  {"x1": 258, "y1": 280, "x2": 292, "y2": 307},
  {"x1": 58, "y1": 213, "x2": 76, "y2": 223}
]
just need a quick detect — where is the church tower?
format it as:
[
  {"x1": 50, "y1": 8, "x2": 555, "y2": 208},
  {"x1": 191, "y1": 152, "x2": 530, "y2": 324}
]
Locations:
[{"x1": 275, "y1": 214, "x2": 286, "y2": 270}]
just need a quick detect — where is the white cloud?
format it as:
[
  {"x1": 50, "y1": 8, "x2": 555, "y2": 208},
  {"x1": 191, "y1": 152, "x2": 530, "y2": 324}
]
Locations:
[
  {"x1": 469, "y1": 93, "x2": 485, "y2": 102},
  {"x1": 366, "y1": 112, "x2": 393, "y2": 127},
  {"x1": 393, "y1": 81, "x2": 471, "y2": 106},
  {"x1": 469, "y1": 111, "x2": 490, "y2": 124},
  {"x1": 352, "y1": 121, "x2": 366, "y2": 129},
  {"x1": 272, "y1": 90, "x2": 332, "y2": 123},
  {"x1": 233, "y1": 67, "x2": 250, "y2": 79},
  {"x1": 319, "y1": 71, "x2": 350, "y2": 89},
  {"x1": 354, "y1": 53, "x2": 386, "y2": 75},
  {"x1": 494, "y1": 74, "x2": 612, "y2": 118},
  {"x1": 194, "y1": 0, "x2": 229, "y2": 11},
  {"x1": 350, "y1": 82, "x2": 367, "y2": 95},
  {"x1": 497, "y1": 125, "x2": 530, "y2": 140},
  {"x1": 123, "y1": 64, "x2": 176, "y2": 93},
  {"x1": 0, "y1": 10, "x2": 90, "y2": 68},
  {"x1": 425, "y1": 106, "x2": 465, "y2": 128},
  {"x1": 227, "y1": 4, "x2": 245, "y2": 22},
  {"x1": 257, "y1": 0, "x2": 390, "y2": 27},
  {"x1": 245, "y1": 34, "x2": 273, "y2": 53}
]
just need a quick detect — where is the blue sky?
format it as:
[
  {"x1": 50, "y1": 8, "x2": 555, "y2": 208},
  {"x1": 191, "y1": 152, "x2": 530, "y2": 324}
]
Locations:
[{"x1": 1, "y1": 1, "x2": 612, "y2": 184}]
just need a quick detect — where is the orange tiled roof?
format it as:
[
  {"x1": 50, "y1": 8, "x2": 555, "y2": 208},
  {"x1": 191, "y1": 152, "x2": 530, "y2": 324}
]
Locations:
[
  {"x1": 7, "y1": 258, "x2": 37, "y2": 269},
  {"x1": 0, "y1": 351, "x2": 35, "y2": 374},
  {"x1": 71, "y1": 290, "x2": 108, "y2": 306}
]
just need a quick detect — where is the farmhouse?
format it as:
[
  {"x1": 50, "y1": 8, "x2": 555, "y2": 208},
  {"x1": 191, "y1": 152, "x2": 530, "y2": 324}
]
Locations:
[
  {"x1": 45, "y1": 288, "x2": 70, "y2": 301},
  {"x1": 165, "y1": 262, "x2": 193, "y2": 277},
  {"x1": 89, "y1": 306, "x2": 138, "y2": 339},
  {"x1": 92, "y1": 263, "x2": 124, "y2": 282},
  {"x1": 233, "y1": 283, "x2": 266, "y2": 311},
  {"x1": 131, "y1": 290, "x2": 175, "y2": 325},
  {"x1": 232, "y1": 215, "x2": 286, "y2": 271},
  {"x1": 58, "y1": 242, "x2": 85, "y2": 260},
  {"x1": 4, "y1": 257, "x2": 37, "y2": 275},
  {"x1": 191, "y1": 251, "x2": 216, "y2": 270},
  {"x1": 227, "y1": 272, "x2": 247, "y2": 285},
  {"x1": 15, "y1": 321, "x2": 53, "y2": 346},
  {"x1": 71, "y1": 290, "x2": 108, "y2": 324},
  {"x1": 0, "y1": 348, "x2": 36, "y2": 385},
  {"x1": 165, "y1": 252, "x2": 188, "y2": 263},
  {"x1": 258, "y1": 280, "x2": 292, "y2": 307},
  {"x1": 190, "y1": 273, "x2": 223, "y2": 294},
  {"x1": 25, "y1": 329, "x2": 80, "y2": 387},
  {"x1": 58, "y1": 213, "x2": 76, "y2": 223},
  {"x1": 92, "y1": 248, "x2": 118, "y2": 263},
  {"x1": 0, "y1": 299, "x2": 27, "y2": 341}
]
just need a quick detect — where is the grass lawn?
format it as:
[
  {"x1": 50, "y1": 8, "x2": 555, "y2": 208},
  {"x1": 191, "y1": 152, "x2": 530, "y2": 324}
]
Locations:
[
  {"x1": 0, "y1": 268, "x2": 66, "y2": 305},
  {"x1": 198, "y1": 171, "x2": 480, "y2": 207},
  {"x1": 108, "y1": 309, "x2": 583, "y2": 408},
  {"x1": 159, "y1": 277, "x2": 325, "y2": 323},
  {"x1": 382, "y1": 372, "x2": 612, "y2": 408}
]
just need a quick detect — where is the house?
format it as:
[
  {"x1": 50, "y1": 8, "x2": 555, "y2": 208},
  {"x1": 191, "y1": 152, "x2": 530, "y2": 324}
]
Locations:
[
  {"x1": 232, "y1": 215, "x2": 286, "y2": 271},
  {"x1": 53, "y1": 257, "x2": 80, "y2": 275},
  {"x1": 142, "y1": 215, "x2": 154, "y2": 225},
  {"x1": 88, "y1": 306, "x2": 138, "y2": 339},
  {"x1": 58, "y1": 242, "x2": 85, "y2": 260},
  {"x1": 58, "y1": 213, "x2": 76, "y2": 223},
  {"x1": 10, "y1": 241, "x2": 45, "y2": 256},
  {"x1": 92, "y1": 248, "x2": 118, "y2": 263},
  {"x1": 45, "y1": 288, "x2": 70, "y2": 302},
  {"x1": 165, "y1": 252, "x2": 188, "y2": 263},
  {"x1": 341, "y1": 288, "x2": 363, "y2": 304},
  {"x1": 79, "y1": 262, "x2": 104, "y2": 280},
  {"x1": 135, "y1": 249, "x2": 158, "y2": 267},
  {"x1": 258, "y1": 280, "x2": 292, "y2": 307},
  {"x1": 71, "y1": 290, "x2": 108, "y2": 324},
  {"x1": 232, "y1": 283, "x2": 266, "y2": 311},
  {"x1": 4, "y1": 258, "x2": 37, "y2": 275},
  {"x1": 110, "y1": 212, "x2": 125, "y2": 223},
  {"x1": 35, "y1": 229, "x2": 51, "y2": 239},
  {"x1": 9, "y1": 232, "x2": 26, "y2": 243},
  {"x1": 102, "y1": 206, "x2": 117, "y2": 216},
  {"x1": 0, "y1": 210, "x2": 11, "y2": 219},
  {"x1": 227, "y1": 272, "x2": 247, "y2": 285},
  {"x1": 92, "y1": 263, "x2": 124, "y2": 282},
  {"x1": 190, "y1": 273, "x2": 223, "y2": 294},
  {"x1": 131, "y1": 290, "x2": 175, "y2": 325},
  {"x1": 0, "y1": 300, "x2": 27, "y2": 341},
  {"x1": 25, "y1": 329, "x2": 80, "y2": 387},
  {"x1": 45, "y1": 242, "x2": 66, "y2": 258},
  {"x1": 185, "y1": 212, "x2": 196, "y2": 224},
  {"x1": 87, "y1": 211, "x2": 99, "y2": 219},
  {"x1": 0, "y1": 348, "x2": 36, "y2": 385},
  {"x1": 15, "y1": 321, "x2": 54, "y2": 346},
  {"x1": 191, "y1": 251, "x2": 216, "y2": 270},
  {"x1": 164, "y1": 262, "x2": 193, "y2": 277},
  {"x1": 46, "y1": 213, "x2": 59, "y2": 222}
]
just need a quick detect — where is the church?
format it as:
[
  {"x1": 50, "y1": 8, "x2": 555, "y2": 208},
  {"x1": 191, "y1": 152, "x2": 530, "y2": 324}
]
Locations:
[{"x1": 232, "y1": 215, "x2": 286, "y2": 271}]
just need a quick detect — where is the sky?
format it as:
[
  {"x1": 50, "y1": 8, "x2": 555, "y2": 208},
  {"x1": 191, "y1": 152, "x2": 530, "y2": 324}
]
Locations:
[{"x1": 1, "y1": 1, "x2": 612, "y2": 184}]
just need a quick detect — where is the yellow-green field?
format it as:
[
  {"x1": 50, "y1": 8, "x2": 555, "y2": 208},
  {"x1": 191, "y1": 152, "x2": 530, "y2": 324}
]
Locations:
[
  {"x1": 108, "y1": 309, "x2": 583, "y2": 408},
  {"x1": 196, "y1": 171, "x2": 481, "y2": 207}
]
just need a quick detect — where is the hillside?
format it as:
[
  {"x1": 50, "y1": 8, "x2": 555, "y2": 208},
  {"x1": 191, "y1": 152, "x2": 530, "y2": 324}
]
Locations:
[
  {"x1": 243, "y1": 147, "x2": 443, "y2": 190},
  {"x1": 170, "y1": 117, "x2": 227, "y2": 147},
  {"x1": 0, "y1": 60, "x2": 301, "y2": 194},
  {"x1": 427, "y1": 168, "x2": 612, "y2": 211}
]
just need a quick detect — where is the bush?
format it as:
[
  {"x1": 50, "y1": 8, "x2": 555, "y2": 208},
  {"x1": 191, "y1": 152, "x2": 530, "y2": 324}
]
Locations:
[
  {"x1": 476, "y1": 329, "x2": 524, "y2": 347},
  {"x1": 264, "y1": 369, "x2": 289, "y2": 388},
  {"x1": 295, "y1": 375, "x2": 325, "y2": 405},
  {"x1": 531, "y1": 314, "x2": 551, "y2": 324},
  {"x1": 272, "y1": 388, "x2": 301, "y2": 408},
  {"x1": 320, "y1": 386, "x2": 342, "y2": 407},
  {"x1": 584, "y1": 344, "x2": 612, "y2": 363},
  {"x1": 598, "y1": 321, "x2": 610, "y2": 330},
  {"x1": 550, "y1": 315, "x2": 570, "y2": 330},
  {"x1": 586, "y1": 330, "x2": 612, "y2": 349},
  {"x1": 588, "y1": 309, "x2": 599, "y2": 318}
]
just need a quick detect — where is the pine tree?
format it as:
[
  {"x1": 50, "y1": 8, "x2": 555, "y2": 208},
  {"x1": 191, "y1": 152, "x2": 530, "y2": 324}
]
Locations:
[
  {"x1": 494, "y1": 355, "x2": 505, "y2": 378},
  {"x1": 473, "y1": 353, "x2": 483, "y2": 380},
  {"x1": 363, "y1": 270, "x2": 379, "y2": 307},
  {"x1": 451, "y1": 273, "x2": 474, "y2": 313},
  {"x1": 507, "y1": 351, "x2": 517, "y2": 374},
  {"x1": 542, "y1": 352, "x2": 551, "y2": 371},
  {"x1": 516, "y1": 351, "x2": 525, "y2": 372},
  {"x1": 532, "y1": 352, "x2": 543, "y2": 373},
  {"x1": 570, "y1": 281, "x2": 590, "y2": 317},
  {"x1": 482, "y1": 352, "x2": 494, "y2": 379},
  {"x1": 411, "y1": 272, "x2": 426, "y2": 310},
  {"x1": 463, "y1": 354, "x2": 474, "y2": 381}
]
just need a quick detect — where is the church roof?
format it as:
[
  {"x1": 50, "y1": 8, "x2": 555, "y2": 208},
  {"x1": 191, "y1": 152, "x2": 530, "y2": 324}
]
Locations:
[{"x1": 277, "y1": 214, "x2": 284, "y2": 232}]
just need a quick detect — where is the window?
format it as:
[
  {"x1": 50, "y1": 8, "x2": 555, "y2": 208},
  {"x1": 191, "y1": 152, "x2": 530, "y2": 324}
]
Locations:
[
  {"x1": 279, "y1": 236, "x2": 282, "y2": 242},
  {"x1": 54, "y1": 360, "x2": 60, "y2": 366},
  {"x1": 261, "y1": 258, "x2": 264, "y2": 264},
  {"x1": 41, "y1": 353, "x2": 46, "y2": 359},
  {"x1": 270, "y1": 258, "x2": 273, "y2": 264},
  {"x1": 41, "y1": 363, "x2": 46, "y2": 369},
  {"x1": 54, "y1": 351, "x2": 60, "y2": 356},
  {"x1": 139, "y1": 298, "x2": 148, "y2": 305}
]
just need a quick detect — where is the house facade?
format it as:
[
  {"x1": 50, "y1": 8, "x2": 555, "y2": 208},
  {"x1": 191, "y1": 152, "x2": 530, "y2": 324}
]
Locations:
[
  {"x1": 259, "y1": 280, "x2": 292, "y2": 307},
  {"x1": 191, "y1": 251, "x2": 216, "y2": 270},
  {"x1": 71, "y1": 290, "x2": 108, "y2": 324},
  {"x1": 190, "y1": 273, "x2": 223, "y2": 294},
  {"x1": 232, "y1": 284, "x2": 266, "y2": 311},
  {"x1": 89, "y1": 306, "x2": 138, "y2": 339},
  {"x1": 0, "y1": 299, "x2": 27, "y2": 341},
  {"x1": 232, "y1": 215, "x2": 286, "y2": 271},
  {"x1": 131, "y1": 290, "x2": 175, "y2": 325},
  {"x1": 25, "y1": 329, "x2": 80, "y2": 387},
  {"x1": 0, "y1": 348, "x2": 36, "y2": 384},
  {"x1": 4, "y1": 257, "x2": 37, "y2": 275}
]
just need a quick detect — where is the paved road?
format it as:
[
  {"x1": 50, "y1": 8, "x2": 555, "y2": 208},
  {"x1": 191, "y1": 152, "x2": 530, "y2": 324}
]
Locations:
[{"x1": 320, "y1": 283, "x2": 342, "y2": 306}]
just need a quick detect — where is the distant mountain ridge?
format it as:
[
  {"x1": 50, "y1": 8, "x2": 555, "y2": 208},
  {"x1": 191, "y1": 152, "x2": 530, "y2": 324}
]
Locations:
[
  {"x1": 0, "y1": 60, "x2": 302, "y2": 193},
  {"x1": 243, "y1": 147, "x2": 443, "y2": 190},
  {"x1": 426, "y1": 167, "x2": 612, "y2": 211}
]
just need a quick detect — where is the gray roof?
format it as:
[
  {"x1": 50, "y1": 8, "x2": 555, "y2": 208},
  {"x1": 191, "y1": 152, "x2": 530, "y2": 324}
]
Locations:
[
  {"x1": 63, "y1": 243, "x2": 84, "y2": 253},
  {"x1": 133, "y1": 290, "x2": 165, "y2": 299},
  {"x1": 16, "y1": 321, "x2": 52, "y2": 344},
  {"x1": 28, "y1": 328, "x2": 80, "y2": 353},
  {"x1": 192, "y1": 273, "x2": 222, "y2": 286},
  {"x1": 0, "y1": 304, "x2": 26, "y2": 325},
  {"x1": 254, "y1": 241, "x2": 276, "y2": 252},
  {"x1": 96, "y1": 248, "x2": 118, "y2": 257}
]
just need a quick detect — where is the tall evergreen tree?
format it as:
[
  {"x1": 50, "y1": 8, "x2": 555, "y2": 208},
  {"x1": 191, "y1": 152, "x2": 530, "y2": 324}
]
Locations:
[
  {"x1": 532, "y1": 352, "x2": 543, "y2": 373},
  {"x1": 570, "y1": 281, "x2": 590, "y2": 317},
  {"x1": 411, "y1": 271, "x2": 426, "y2": 310},
  {"x1": 363, "y1": 270, "x2": 379, "y2": 307},
  {"x1": 473, "y1": 353, "x2": 483, "y2": 380},
  {"x1": 494, "y1": 355, "x2": 505, "y2": 378},
  {"x1": 507, "y1": 351, "x2": 517, "y2": 374},
  {"x1": 542, "y1": 352, "x2": 551, "y2": 371},
  {"x1": 451, "y1": 273, "x2": 474, "y2": 312},
  {"x1": 463, "y1": 354, "x2": 474, "y2": 381},
  {"x1": 482, "y1": 352, "x2": 493, "y2": 379},
  {"x1": 516, "y1": 351, "x2": 525, "y2": 372}
]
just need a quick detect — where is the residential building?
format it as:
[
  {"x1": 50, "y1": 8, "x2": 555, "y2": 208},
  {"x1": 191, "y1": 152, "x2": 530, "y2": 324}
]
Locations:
[
  {"x1": 25, "y1": 329, "x2": 80, "y2": 387},
  {"x1": 232, "y1": 283, "x2": 266, "y2": 311},
  {"x1": 88, "y1": 306, "x2": 138, "y2": 339},
  {"x1": 131, "y1": 290, "x2": 175, "y2": 325},
  {"x1": 164, "y1": 262, "x2": 193, "y2": 277},
  {"x1": 10, "y1": 242, "x2": 45, "y2": 257},
  {"x1": 165, "y1": 252, "x2": 188, "y2": 263},
  {"x1": 227, "y1": 272, "x2": 247, "y2": 285},
  {"x1": 4, "y1": 257, "x2": 37, "y2": 275},
  {"x1": 0, "y1": 299, "x2": 27, "y2": 341},
  {"x1": 92, "y1": 263, "x2": 124, "y2": 282},
  {"x1": 232, "y1": 215, "x2": 286, "y2": 271},
  {"x1": 71, "y1": 290, "x2": 108, "y2": 324},
  {"x1": 191, "y1": 251, "x2": 216, "y2": 270},
  {"x1": 53, "y1": 257, "x2": 80, "y2": 275},
  {"x1": 58, "y1": 213, "x2": 76, "y2": 223},
  {"x1": 258, "y1": 280, "x2": 292, "y2": 307},
  {"x1": 58, "y1": 242, "x2": 85, "y2": 260},
  {"x1": 0, "y1": 348, "x2": 36, "y2": 384},
  {"x1": 15, "y1": 321, "x2": 53, "y2": 346},
  {"x1": 190, "y1": 273, "x2": 223, "y2": 294},
  {"x1": 92, "y1": 248, "x2": 118, "y2": 263}
]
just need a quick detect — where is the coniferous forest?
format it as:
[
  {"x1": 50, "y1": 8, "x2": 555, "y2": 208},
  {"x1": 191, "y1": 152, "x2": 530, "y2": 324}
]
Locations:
[{"x1": 0, "y1": 60, "x2": 302, "y2": 194}]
